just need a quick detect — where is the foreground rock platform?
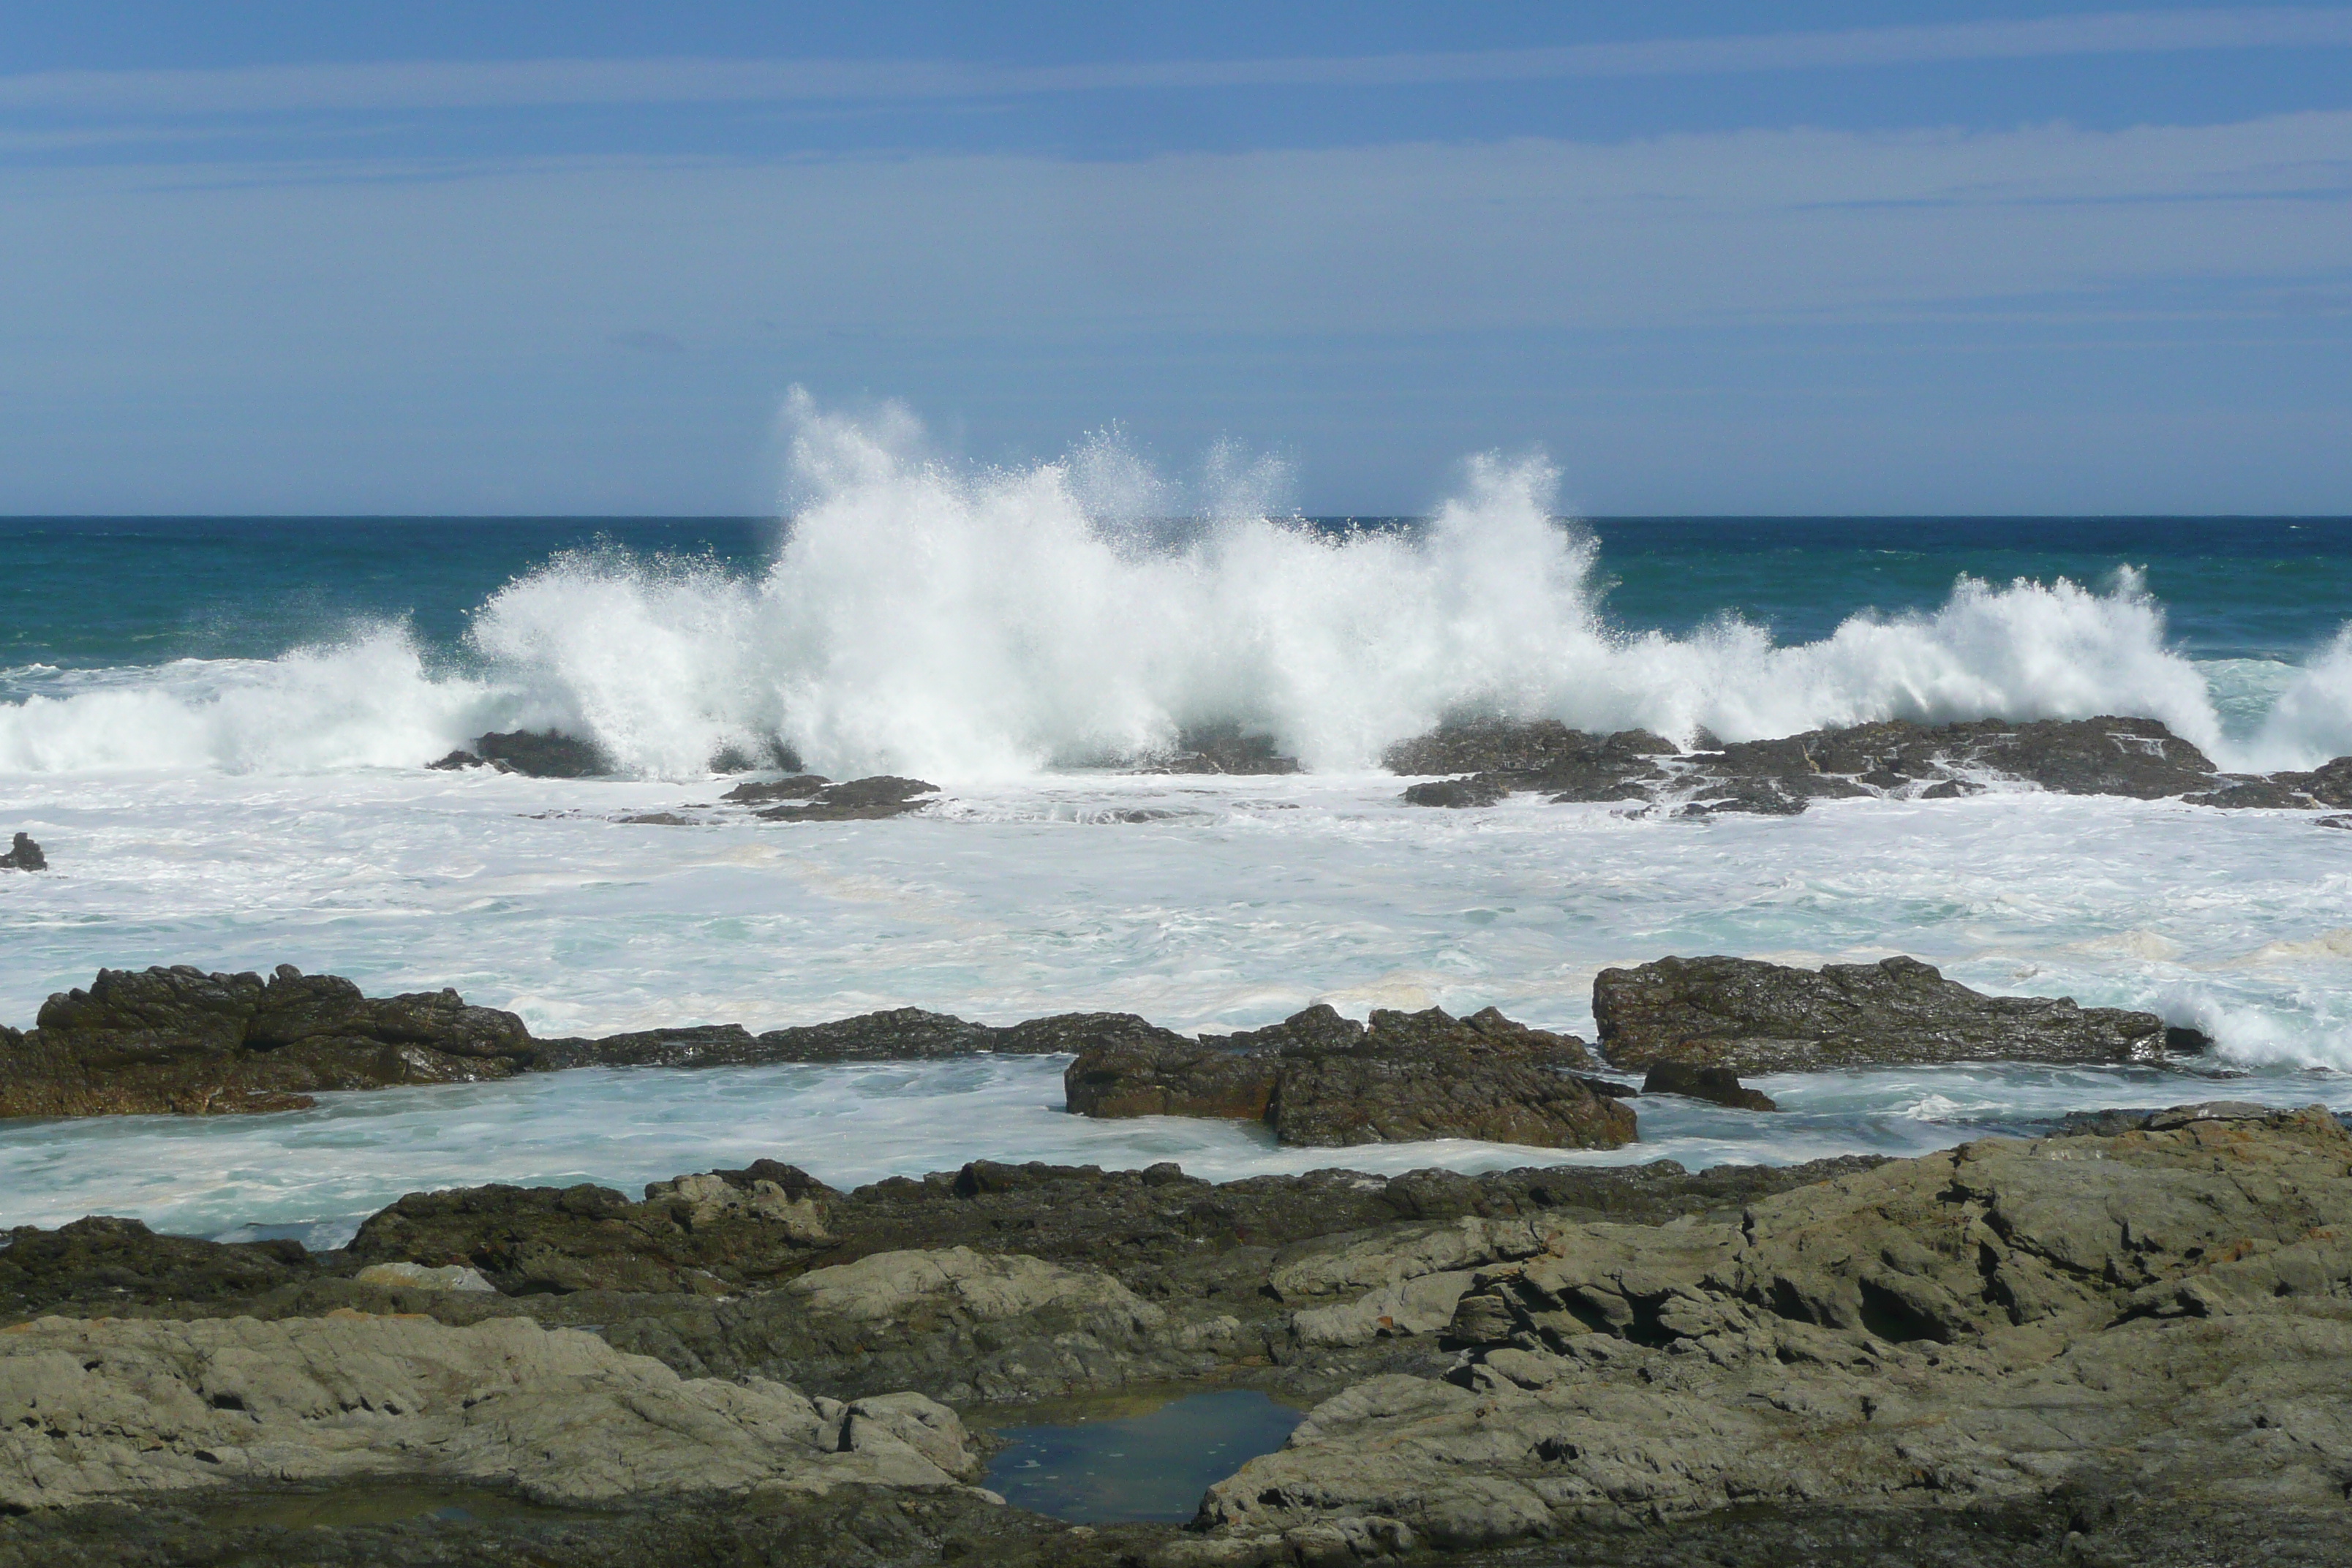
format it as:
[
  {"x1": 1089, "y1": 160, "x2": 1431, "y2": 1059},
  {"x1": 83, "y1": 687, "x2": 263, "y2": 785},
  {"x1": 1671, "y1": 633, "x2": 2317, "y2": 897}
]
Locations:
[{"x1": 5, "y1": 1109, "x2": 2350, "y2": 1564}]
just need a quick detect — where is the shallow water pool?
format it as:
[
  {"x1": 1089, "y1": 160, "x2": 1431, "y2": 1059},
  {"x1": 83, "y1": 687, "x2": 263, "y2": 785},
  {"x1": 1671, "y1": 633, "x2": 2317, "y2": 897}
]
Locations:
[{"x1": 981, "y1": 1389, "x2": 1305, "y2": 1524}]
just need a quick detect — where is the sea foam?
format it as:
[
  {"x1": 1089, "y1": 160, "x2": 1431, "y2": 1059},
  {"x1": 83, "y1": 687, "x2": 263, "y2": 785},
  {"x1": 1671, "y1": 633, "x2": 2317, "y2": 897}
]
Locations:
[{"x1": 1, "y1": 393, "x2": 2348, "y2": 778}]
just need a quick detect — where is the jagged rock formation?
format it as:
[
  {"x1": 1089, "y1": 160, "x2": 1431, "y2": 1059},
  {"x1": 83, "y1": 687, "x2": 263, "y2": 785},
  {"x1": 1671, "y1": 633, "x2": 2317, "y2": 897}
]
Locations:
[
  {"x1": 1064, "y1": 1004, "x2": 1631, "y2": 1150},
  {"x1": 1194, "y1": 1104, "x2": 2352, "y2": 1556},
  {"x1": 426, "y1": 729, "x2": 613, "y2": 777},
  {"x1": 1137, "y1": 723, "x2": 1303, "y2": 775},
  {"x1": 0, "y1": 965, "x2": 535, "y2": 1116},
  {"x1": 0, "y1": 832, "x2": 42, "y2": 871},
  {"x1": 1594, "y1": 954, "x2": 2179, "y2": 1072},
  {"x1": 4, "y1": 1115, "x2": 2348, "y2": 1564},
  {"x1": 1389, "y1": 713, "x2": 2352, "y2": 817}
]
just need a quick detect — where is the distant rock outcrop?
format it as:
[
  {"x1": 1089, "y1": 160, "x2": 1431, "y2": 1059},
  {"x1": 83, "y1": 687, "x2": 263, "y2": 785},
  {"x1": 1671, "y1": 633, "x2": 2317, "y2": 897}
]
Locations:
[
  {"x1": 0, "y1": 831, "x2": 43, "y2": 870},
  {"x1": 1390, "y1": 713, "x2": 2352, "y2": 818},
  {"x1": 1594, "y1": 953, "x2": 2178, "y2": 1072}
]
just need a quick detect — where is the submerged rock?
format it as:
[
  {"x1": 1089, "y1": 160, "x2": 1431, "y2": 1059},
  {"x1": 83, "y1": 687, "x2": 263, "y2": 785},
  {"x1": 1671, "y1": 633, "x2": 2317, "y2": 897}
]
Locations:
[
  {"x1": 1594, "y1": 953, "x2": 2171, "y2": 1072},
  {"x1": 755, "y1": 776, "x2": 941, "y2": 821},
  {"x1": 0, "y1": 964, "x2": 535, "y2": 1117},
  {"x1": 0, "y1": 831, "x2": 44, "y2": 870}
]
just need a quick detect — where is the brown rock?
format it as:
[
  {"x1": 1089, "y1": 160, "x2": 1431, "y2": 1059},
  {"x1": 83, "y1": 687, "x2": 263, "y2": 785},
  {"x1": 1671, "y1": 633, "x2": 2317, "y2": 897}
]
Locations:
[{"x1": 1594, "y1": 953, "x2": 2170, "y2": 1073}]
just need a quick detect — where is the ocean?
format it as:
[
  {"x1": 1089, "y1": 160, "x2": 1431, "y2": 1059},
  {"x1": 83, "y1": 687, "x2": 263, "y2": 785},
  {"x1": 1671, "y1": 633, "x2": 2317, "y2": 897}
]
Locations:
[{"x1": 4, "y1": 424, "x2": 2351, "y2": 1247}]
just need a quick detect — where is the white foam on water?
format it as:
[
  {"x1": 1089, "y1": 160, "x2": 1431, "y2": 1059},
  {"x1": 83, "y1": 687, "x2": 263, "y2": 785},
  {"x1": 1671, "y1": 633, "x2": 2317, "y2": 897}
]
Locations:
[
  {"x1": 3, "y1": 393, "x2": 2348, "y2": 778},
  {"x1": 9, "y1": 1055, "x2": 2336, "y2": 1250}
]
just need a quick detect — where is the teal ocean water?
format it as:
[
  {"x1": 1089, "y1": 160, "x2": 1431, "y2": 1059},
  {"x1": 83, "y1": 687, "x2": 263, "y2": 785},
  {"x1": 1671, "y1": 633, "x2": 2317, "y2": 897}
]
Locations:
[{"x1": 3, "y1": 427, "x2": 2351, "y2": 1245}]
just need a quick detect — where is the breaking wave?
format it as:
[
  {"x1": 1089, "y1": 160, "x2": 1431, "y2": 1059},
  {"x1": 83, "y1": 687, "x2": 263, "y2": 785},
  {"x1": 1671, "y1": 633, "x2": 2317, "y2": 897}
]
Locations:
[{"x1": 1, "y1": 393, "x2": 2348, "y2": 778}]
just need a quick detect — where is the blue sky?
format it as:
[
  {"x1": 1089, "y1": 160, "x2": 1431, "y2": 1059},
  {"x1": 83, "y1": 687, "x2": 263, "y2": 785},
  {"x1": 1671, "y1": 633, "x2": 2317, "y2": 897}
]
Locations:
[{"x1": 3, "y1": 4, "x2": 2348, "y2": 514}]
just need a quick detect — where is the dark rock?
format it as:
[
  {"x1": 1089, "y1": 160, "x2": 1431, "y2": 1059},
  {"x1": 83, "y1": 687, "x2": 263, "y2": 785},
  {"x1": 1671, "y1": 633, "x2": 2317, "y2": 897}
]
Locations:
[
  {"x1": 708, "y1": 738, "x2": 804, "y2": 774},
  {"x1": 3, "y1": 831, "x2": 48, "y2": 870},
  {"x1": 1063, "y1": 1034, "x2": 1277, "y2": 1120},
  {"x1": 425, "y1": 749, "x2": 490, "y2": 771},
  {"x1": 0, "y1": 1215, "x2": 315, "y2": 1321},
  {"x1": 720, "y1": 774, "x2": 830, "y2": 804},
  {"x1": 614, "y1": 812, "x2": 696, "y2": 826},
  {"x1": 0, "y1": 964, "x2": 534, "y2": 1117},
  {"x1": 1921, "y1": 778, "x2": 1983, "y2": 798},
  {"x1": 1389, "y1": 719, "x2": 1670, "y2": 804},
  {"x1": 472, "y1": 729, "x2": 611, "y2": 778},
  {"x1": 1594, "y1": 953, "x2": 2171, "y2": 1073},
  {"x1": 526, "y1": 1009, "x2": 1003, "y2": 1071},
  {"x1": 2185, "y1": 776, "x2": 2316, "y2": 809},
  {"x1": 1271, "y1": 1044, "x2": 1635, "y2": 1148},
  {"x1": 1145, "y1": 723, "x2": 1303, "y2": 774},
  {"x1": 1676, "y1": 777, "x2": 1812, "y2": 816},
  {"x1": 1067, "y1": 1003, "x2": 1624, "y2": 1149},
  {"x1": 756, "y1": 776, "x2": 940, "y2": 822},
  {"x1": 1401, "y1": 774, "x2": 1509, "y2": 807},
  {"x1": 2321, "y1": 814, "x2": 2352, "y2": 830},
  {"x1": 1640, "y1": 1060, "x2": 1778, "y2": 1112}
]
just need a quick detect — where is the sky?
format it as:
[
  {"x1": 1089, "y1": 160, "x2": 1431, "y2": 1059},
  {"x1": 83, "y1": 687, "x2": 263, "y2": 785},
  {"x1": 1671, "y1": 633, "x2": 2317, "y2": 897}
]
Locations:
[{"x1": 2, "y1": 3, "x2": 2348, "y2": 516}]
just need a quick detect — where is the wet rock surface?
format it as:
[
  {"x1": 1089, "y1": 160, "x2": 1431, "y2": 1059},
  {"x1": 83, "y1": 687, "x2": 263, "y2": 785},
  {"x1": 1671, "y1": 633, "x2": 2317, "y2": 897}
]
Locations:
[
  {"x1": 472, "y1": 728, "x2": 613, "y2": 777},
  {"x1": 1141, "y1": 724, "x2": 1303, "y2": 775},
  {"x1": 0, "y1": 964, "x2": 535, "y2": 1116},
  {"x1": 0, "y1": 832, "x2": 42, "y2": 871},
  {"x1": 1389, "y1": 713, "x2": 2352, "y2": 817},
  {"x1": 1066, "y1": 1005, "x2": 1628, "y2": 1150},
  {"x1": 1640, "y1": 1060, "x2": 1777, "y2": 1111},
  {"x1": 756, "y1": 775, "x2": 942, "y2": 821},
  {"x1": 1198, "y1": 1105, "x2": 2352, "y2": 1559},
  {"x1": 4, "y1": 1113, "x2": 2347, "y2": 1565},
  {"x1": 1594, "y1": 954, "x2": 2171, "y2": 1073}
]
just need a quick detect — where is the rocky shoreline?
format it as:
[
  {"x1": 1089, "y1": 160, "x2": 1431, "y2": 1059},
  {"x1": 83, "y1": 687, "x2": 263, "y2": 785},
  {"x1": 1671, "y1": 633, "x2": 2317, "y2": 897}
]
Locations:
[
  {"x1": 1, "y1": 953, "x2": 2204, "y2": 1129},
  {"x1": 0, "y1": 946, "x2": 2305, "y2": 1565},
  {"x1": 4, "y1": 1104, "x2": 2349, "y2": 1565}
]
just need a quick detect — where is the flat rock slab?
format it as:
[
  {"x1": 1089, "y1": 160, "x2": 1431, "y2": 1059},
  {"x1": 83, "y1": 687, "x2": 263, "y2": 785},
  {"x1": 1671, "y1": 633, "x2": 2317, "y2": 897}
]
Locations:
[
  {"x1": 1594, "y1": 953, "x2": 2169, "y2": 1072},
  {"x1": 0, "y1": 1311, "x2": 976, "y2": 1513}
]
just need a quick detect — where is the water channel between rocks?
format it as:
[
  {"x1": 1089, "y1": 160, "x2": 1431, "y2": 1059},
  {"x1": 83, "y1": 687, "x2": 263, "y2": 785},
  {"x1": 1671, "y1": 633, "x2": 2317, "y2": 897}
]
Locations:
[{"x1": 978, "y1": 1389, "x2": 1307, "y2": 1524}]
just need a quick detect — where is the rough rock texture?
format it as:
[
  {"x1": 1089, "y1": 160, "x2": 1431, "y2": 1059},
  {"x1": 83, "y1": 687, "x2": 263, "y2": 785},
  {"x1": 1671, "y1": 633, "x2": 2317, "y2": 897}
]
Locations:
[
  {"x1": 0, "y1": 965, "x2": 535, "y2": 1116},
  {"x1": 0, "y1": 1311, "x2": 978, "y2": 1514},
  {"x1": 1640, "y1": 1060, "x2": 1777, "y2": 1112},
  {"x1": 1066, "y1": 1005, "x2": 1628, "y2": 1149},
  {"x1": 527, "y1": 1007, "x2": 1017, "y2": 1071},
  {"x1": 0, "y1": 833, "x2": 42, "y2": 871},
  {"x1": 1594, "y1": 954, "x2": 2170, "y2": 1072},
  {"x1": 757, "y1": 776, "x2": 941, "y2": 821},
  {"x1": 1141, "y1": 724, "x2": 1303, "y2": 775},
  {"x1": 1401, "y1": 776, "x2": 1509, "y2": 808},
  {"x1": 721, "y1": 774, "x2": 832, "y2": 804},
  {"x1": 472, "y1": 729, "x2": 611, "y2": 777},
  {"x1": 1191, "y1": 1104, "x2": 2352, "y2": 1557},
  {"x1": 10, "y1": 1122, "x2": 2351, "y2": 1567},
  {"x1": 1384, "y1": 713, "x2": 2352, "y2": 818}
]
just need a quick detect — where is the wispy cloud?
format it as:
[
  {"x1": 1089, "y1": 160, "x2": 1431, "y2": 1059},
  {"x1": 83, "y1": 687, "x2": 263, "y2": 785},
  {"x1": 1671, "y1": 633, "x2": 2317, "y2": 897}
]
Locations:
[{"x1": 4, "y1": 8, "x2": 2349, "y2": 118}]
